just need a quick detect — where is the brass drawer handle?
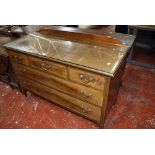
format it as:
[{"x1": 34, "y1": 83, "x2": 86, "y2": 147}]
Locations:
[
  {"x1": 12, "y1": 55, "x2": 22, "y2": 62},
  {"x1": 81, "y1": 105, "x2": 92, "y2": 114},
  {"x1": 80, "y1": 90, "x2": 92, "y2": 98},
  {"x1": 41, "y1": 62, "x2": 52, "y2": 70},
  {"x1": 82, "y1": 108, "x2": 92, "y2": 114},
  {"x1": 70, "y1": 104, "x2": 92, "y2": 114},
  {"x1": 19, "y1": 68, "x2": 26, "y2": 73},
  {"x1": 79, "y1": 74, "x2": 84, "y2": 80},
  {"x1": 88, "y1": 76, "x2": 95, "y2": 82},
  {"x1": 23, "y1": 81, "x2": 32, "y2": 87},
  {"x1": 79, "y1": 73, "x2": 95, "y2": 84}
]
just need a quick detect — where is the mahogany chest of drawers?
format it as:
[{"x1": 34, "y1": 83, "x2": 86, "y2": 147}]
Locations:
[{"x1": 4, "y1": 26, "x2": 135, "y2": 127}]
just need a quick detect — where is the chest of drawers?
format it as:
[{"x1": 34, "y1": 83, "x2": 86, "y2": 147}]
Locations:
[{"x1": 4, "y1": 26, "x2": 135, "y2": 127}]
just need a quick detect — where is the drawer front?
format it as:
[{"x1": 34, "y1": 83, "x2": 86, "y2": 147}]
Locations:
[
  {"x1": 9, "y1": 51, "x2": 29, "y2": 66},
  {"x1": 29, "y1": 56, "x2": 67, "y2": 79},
  {"x1": 68, "y1": 67, "x2": 106, "y2": 90},
  {"x1": 14, "y1": 64, "x2": 104, "y2": 107},
  {"x1": 19, "y1": 76, "x2": 101, "y2": 122}
]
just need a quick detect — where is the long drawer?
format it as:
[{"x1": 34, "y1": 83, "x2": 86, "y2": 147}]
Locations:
[
  {"x1": 68, "y1": 67, "x2": 106, "y2": 90},
  {"x1": 29, "y1": 56, "x2": 67, "y2": 79},
  {"x1": 18, "y1": 76, "x2": 102, "y2": 122},
  {"x1": 14, "y1": 63, "x2": 104, "y2": 107}
]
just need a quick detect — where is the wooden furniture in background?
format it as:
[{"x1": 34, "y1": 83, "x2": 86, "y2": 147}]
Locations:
[
  {"x1": 4, "y1": 26, "x2": 135, "y2": 127},
  {"x1": 0, "y1": 34, "x2": 18, "y2": 87},
  {"x1": 0, "y1": 49, "x2": 9, "y2": 83},
  {"x1": 128, "y1": 25, "x2": 155, "y2": 69}
]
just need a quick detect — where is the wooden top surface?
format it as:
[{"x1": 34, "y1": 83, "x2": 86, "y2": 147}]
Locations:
[{"x1": 4, "y1": 26, "x2": 135, "y2": 77}]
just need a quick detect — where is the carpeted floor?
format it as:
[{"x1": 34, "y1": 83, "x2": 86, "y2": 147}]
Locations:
[
  {"x1": 0, "y1": 63, "x2": 155, "y2": 129},
  {"x1": 104, "y1": 64, "x2": 155, "y2": 128}
]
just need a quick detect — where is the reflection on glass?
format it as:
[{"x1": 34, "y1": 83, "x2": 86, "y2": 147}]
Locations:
[{"x1": 27, "y1": 34, "x2": 58, "y2": 56}]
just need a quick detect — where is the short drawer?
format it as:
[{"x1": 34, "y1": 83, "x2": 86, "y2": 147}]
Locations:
[
  {"x1": 9, "y1": 51, "x2": 29, "y2": 66},
  {"x1": 68, "y1": 67, "x2": 106, "y2": 90},
  {"x1": 19, "y1": 76, "x2": 102, "y2": 122},
  {"x1": 14, "y1": 64, "x2": 104, "y2": 107},
  {"x1": 29, "y1": 56, "x2": 67, "y2": 79}
]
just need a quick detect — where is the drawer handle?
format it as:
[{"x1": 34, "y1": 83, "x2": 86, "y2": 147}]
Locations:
[
  {"x1": 80, "y1": 90, "x2": 92, "y2": 98},
  {"x1": 70, "y1": 104, "x2": 92, "y2": 114},
  {"x1": 41, "y1": 63, "x2": 52, "y2": 70},
  {"x1": 19, "y1": 68, "x2": 26, "y2": 73},
  {"x1": 79, "y1": 74, "x2": 95, "y2": 84},
  {"x1": 12, "y1": 55, "x2": 22, "y2": 62},
  {"x1": 82, "y1": 108, "x2": 92, "y2": 114},
  {"x1": 88, "y1": 76, "x2": 95, "y2": 82},
  {"x1": 23, "y1": 81, "x2": 32, "y2": 87},
  {"x1": 79, "y1": 74, "x2": 84, "y2": 80},
  {"x1": 81, "y1": 105, "x2": 92, "y2": 114}
]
